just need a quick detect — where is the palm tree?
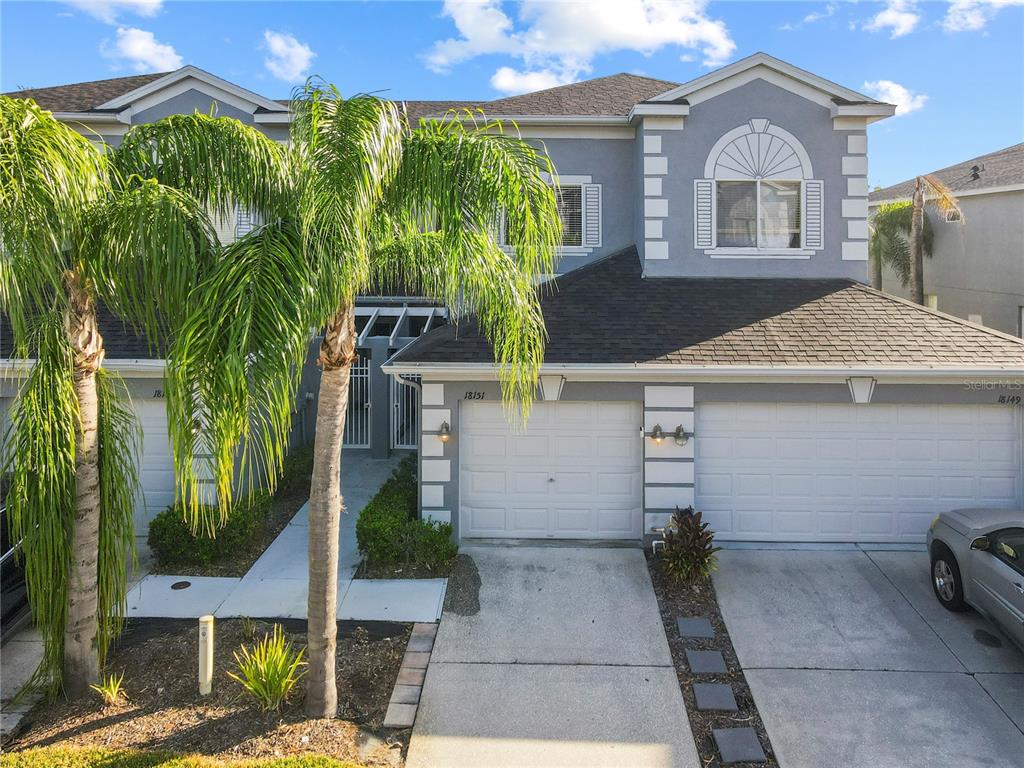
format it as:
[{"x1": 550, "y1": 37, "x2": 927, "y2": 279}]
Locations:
[
  {"x1": 0, "y1": 96, "x2": 285, "y2": 697},
  {"x1": 870, "y1": 175, "x2": 960, "y2": 302},
  {"x1": 909, "y1": 174, "x2": 960, "y2": 305},
  {"x1": 167, "y1": 85, "x2": 563, "y2": 717}
]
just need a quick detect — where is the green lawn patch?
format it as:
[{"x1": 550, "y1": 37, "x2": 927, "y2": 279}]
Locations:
[{"x1": 0, "y1": 748, "x2": 363, "y2": 768}]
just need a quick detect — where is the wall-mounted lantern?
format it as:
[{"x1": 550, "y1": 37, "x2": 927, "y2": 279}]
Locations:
[
  {"x1": 650, "y1": 424, "x2": 665, "y2": 444},
  {"x1": 673, "y1": 425, "x2": 690, "y2": 446},
  {"x1": 438, "y1": 421, "x2": 452, "y2": 443}
]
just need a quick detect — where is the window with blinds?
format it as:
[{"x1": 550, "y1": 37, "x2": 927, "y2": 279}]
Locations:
[
  {"x1": 716, "y1": 180, "x2": 802, "y2": 249},
  {"x1": 556, "y1": 185, "x2": 583, "y2": 247}
]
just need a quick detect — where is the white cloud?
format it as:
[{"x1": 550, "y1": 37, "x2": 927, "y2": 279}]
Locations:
[
  {"x1": 943, "y1": 0, "x2": 1024, "y2": 32},
  {"x1": 101, "y1": 26, "x2": 182, "y2": 71},
  {"x1": 862, "y1": 79, "x2": 928, "y2": 116},
  {"x1": 426, "y1": 0, "x2": 736, "y2": 95},
  {"x1": 491, "y1": 66, "x2": 567, "y2": 93},
  {"x1": 864, "y1": 0, "x2": 920, "y2": 38},
  {"x1": 64, "y1": 0, "x2": 162, "y2": 24},
  {"x1": 263, "y1": 30, "x2": 316, "y2": 82},
  {"x1": 781, "y1": 3, "x2": 837, "y2": 31}
]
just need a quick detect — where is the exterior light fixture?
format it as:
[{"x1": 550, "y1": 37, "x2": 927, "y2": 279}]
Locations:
[
  {"x1": 437, "y1": 421, "x2": 452, "y2": 443},
  {"x1": 650, "y1": 424, "x2": 665, "y2": 444},
  {"x1": 673, "y1": 425, "x2": 690, "y2": 446}
]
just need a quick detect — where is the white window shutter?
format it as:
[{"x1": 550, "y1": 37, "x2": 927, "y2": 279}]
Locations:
[
  {"x1": 235, "y1": 207, "x2": 254, "y2": 238},
  {"x1": 803, "y1": 180, "x2": 824, "y2": 249},
  {"x1": 694, "y1": 179, "x2": 715, "y2": 249},
  {"x1": 583, "y1": 183, "x2": 602, "y2": 248}
]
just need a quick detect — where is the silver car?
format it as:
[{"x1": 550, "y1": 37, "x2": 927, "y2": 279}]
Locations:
[{"x1": 927, "y1": 508, "x2": 1024, "y2": 651}]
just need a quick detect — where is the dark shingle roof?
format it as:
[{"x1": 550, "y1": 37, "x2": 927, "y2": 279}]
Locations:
[
  {"x1": 870, "y1": 143, "x2": 1024, "y2": 202},
  {"x1": 1, "y1": 307, "x2": 160, "y2": 360},
  {"x1": 3, "y1": 72, "x2": 171, "y2": 112},
  {"x1": 392, "y1": 247, "x2": 1024, "y2": 368},
  {"x1": 484, "y1": 73, "x2": 678, "y2": 116}
]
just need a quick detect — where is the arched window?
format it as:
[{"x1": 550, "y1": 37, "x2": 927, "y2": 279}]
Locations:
[{"x1": 694, "y1": 119, "x2": 823, "y2": 256}]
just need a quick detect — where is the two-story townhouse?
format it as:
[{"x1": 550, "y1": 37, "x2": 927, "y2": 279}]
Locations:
[
  {"x1": 868, "y1": 143, "x2": 1024, "y2": 336},
  {"x1": 4, "y1": 53, "x2": 1024, "y2": 547},
  {"x1": 383, "y1": 54, "x2": 1024, "y2": 545}
]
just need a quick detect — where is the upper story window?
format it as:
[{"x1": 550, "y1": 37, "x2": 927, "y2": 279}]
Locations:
[
  {"x1": 499, "y1": 176, "x2": 601, "y2": 251},
  {"x1": 556, "y1": 185, "x2": 583, "y2": 247},
  {"x1": 695, "y1": 119, "x2": 823, "y2": 258}
]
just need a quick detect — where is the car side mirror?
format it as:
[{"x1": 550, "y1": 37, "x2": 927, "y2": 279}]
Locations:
[{"x1": 970, "y1": 536, "x2": 991, "y2": 552}]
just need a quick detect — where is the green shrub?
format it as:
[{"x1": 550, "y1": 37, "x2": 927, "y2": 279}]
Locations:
[
  {"x1": 228, "y1": 624, "x2": 306, "y2": 711},
  {"x1": 147, "y1": 492, "x2": 271, "y2": 569},
  {"x1": 658, "y1": 506, "x2": 721, "y2": 584},
  {"x1": 276, "y1": 444, "x2": 315, "y2": 497},
  {"x1": 355, "y1": 455, "x2": 457, "y2": 573},
  {"x1": 0, "y1": 746, "x2": 364, "y2": 767}
]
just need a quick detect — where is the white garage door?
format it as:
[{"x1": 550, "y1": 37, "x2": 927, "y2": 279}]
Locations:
[
  {"x1": 460, "y1": 401, "x2": 643, "y2": 539},
  {"x1": 133, "y1": 398, "x2": 176, "y2": 532},
  {"x1": 696, "y1": 403, "x2": 1022, "y2": 542}
]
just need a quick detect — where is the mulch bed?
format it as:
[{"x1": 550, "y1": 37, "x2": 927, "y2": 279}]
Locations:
[
  {"x1": 353, "y1": 560, "x2": 453, "y2": 580},
  {"x1": 646, "y1": 552, "x2": 778, "y2": 767},
  {"x1": 8, "y1": 618, "x2": 410, "y2": 766}
]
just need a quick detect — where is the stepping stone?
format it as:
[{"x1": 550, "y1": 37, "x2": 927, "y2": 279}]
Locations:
[
  {"x1": 713, "y1": 727, "x2": 766, "y2": 764},
  {"x1": 383, "y1": 702, "x2": 417, "y2": 729},
  {"x1": 412, "y1": 622, "x2": 438, "y2": 638},
  {"x1": 403, "y1": 651, "x2": 431, "y2": 669},
  {"x1": 693, "y1": 682, "x2": 738, "y2": 711},
  {"x1": 677, "y1": 617, "x2": 715, "y2": 639},
  {"x1": 686, "y1": 649, "x2": 728, "y2": 674}
]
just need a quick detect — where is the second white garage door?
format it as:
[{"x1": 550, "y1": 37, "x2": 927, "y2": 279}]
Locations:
[
  {"x1": 460, "y1": 401, "x2": 643, "y2": 539},
  {"x1": 696, "y1": 402, "x2": 1022, "y2": 542}
]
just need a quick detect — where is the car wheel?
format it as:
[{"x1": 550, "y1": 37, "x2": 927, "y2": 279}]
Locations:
[{"x1": 931, "y1": 545, "x2": 968, "y2": 612}]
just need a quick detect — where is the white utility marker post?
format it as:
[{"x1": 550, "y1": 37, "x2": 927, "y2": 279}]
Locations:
[{"x1": 199, "y1": 614, "x2": 215, "y2": 696}]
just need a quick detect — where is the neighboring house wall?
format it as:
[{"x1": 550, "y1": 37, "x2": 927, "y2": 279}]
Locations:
[
  {"x1": 876, "y1": 190, "x2": 1024, "y2": 335},
  {"x1": 641, "y1": 79, "x2": 868, "y2": 281}
]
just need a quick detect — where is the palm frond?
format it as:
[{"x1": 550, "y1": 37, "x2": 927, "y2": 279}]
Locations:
[
  {"x1": 82, "y1": 177, "x2": 218, "y2": 348},
  {"x1": 112, "y1": 112, "x2": 290, "y2": 223},
  {"x1": 165, "y1": 222, "x2": 312, "y2": 529},
  {"x1": 291, "y1": 87, "x2": 405, "y2": 319},
  {"x1": 1, "y1": 315, "x2": 78, "y2": 696},
  {"x1": 0, "y1": 97, "x2": 105, "y2": 351},
  {"x1": 869, "y1": 200, "x2": 934, "y2": 287},
  {"x1": 920, "y1": 173, "x2": 962, "y2": 222},
  {"x1": 370, "y1": 229, "x2": 548, "y2": 419},
  {"x1": 94, "y1": 369, "x2": 139, "y2": 665}
]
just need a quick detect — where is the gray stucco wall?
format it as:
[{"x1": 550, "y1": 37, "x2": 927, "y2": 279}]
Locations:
[
  {"x1": 531, "y1": 137, "x2": 636, "y2": 273},
  {"x1": 417, "y1": 377, "x2": 1019, "y2": 540},
  {"x1": 876, "y1": 190, "x2": 1024, "y2": 335},
  {"x1": 644, "y1": 79, "x2": 868, "y2": 281}
]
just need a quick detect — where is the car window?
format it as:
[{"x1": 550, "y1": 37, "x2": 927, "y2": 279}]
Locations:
[{"x1": 990, "y1": 528, "x2": 1024, "y2": 577}]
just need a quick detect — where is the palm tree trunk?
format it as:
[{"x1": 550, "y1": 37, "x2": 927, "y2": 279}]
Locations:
[
  {"x1": 909, "y1": 177, "x2": 925, "y2": 305},
  {"x1": 870, "y1": 249, "x2": 883, "y2": 290},
  {"x1": 304, "y1": 303, "x2": 356, "y2": 719},
  {"x1": 63, "y1": 285, "x2": 105, "y2": 698}
]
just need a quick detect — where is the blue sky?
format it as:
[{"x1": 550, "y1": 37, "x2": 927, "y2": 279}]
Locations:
[{"x1": 2, "y1": 1, "x2": 1022, "y2": 187}]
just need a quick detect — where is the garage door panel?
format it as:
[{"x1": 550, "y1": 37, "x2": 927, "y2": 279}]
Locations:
[
  {"x1": 697, "y1": 402, "x2": 1021, "y2": 542},
  {"x1": 469, "y1": 470, "x2": 507, "y2": 494},
  {"x1": 460, "y1": 401, "x2": 642, "y2": 539}
]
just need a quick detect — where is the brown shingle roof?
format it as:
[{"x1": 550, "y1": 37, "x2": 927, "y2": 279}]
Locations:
[
  {"x1": 484, "y1": 73, "x2": 679, "y2": 116},
  {"x1": 392, "y1": 247, "x2": 1024, "y2": 368},
  {"x1": 3, "y1": 72, "x2": 170, "y2": 112},
  {"x1": 870, "y1": 143, "x2": 1024, "y2": 202}
]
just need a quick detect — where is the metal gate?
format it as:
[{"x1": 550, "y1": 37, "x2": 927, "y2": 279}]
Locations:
[
  {"x1": 390, "y1": 374, "x2": 420, "y2": 450},
  {"x1": 344, "y1": 351, "x2": 371, "y2": 447}
]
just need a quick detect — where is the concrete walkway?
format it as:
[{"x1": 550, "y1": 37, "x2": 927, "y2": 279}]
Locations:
[
  {"x1": 713, "y1": 548, "x2": 1024, "y2": 768},
  {"x1": 406, "y1": 545, "x2": 699, "y2": 768},
  {"x1": 127, "y1": 452, "x2": 447, "y2": 623}
]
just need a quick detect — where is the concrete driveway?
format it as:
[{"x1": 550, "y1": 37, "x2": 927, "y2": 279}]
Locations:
[
  {"x1": 406, "y1": 545, "x2": 699, "y2": 768},
  {"x1": 713, "y1": 547, "x2": 1024, "y2": 768}
]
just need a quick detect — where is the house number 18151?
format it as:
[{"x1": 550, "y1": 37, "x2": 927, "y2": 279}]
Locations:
[{"x1": 464, "y1": 391, "x2": 485, "y2": 400}]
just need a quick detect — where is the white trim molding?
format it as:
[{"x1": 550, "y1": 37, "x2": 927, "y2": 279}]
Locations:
[
  {"x1": 704, "y1": 119, "x2": 813, "y2": 180},
  {"x1": 97, "y1": 65, "x2": 288, "y2": 114}
]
